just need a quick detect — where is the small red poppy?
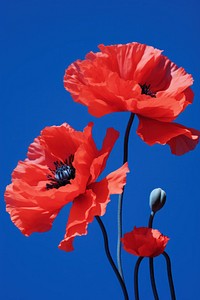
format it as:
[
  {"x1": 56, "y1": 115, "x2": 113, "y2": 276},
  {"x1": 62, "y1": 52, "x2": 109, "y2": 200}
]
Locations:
[
  {"x1": 64, "y1": 42, "x2": 200, "y2": 155},
  {"x1": 5, "y1": 122, "x2": 129, "y2": 251},
  {"x1": 121, "y1": 227, "x2": 169, "y2": 257}
]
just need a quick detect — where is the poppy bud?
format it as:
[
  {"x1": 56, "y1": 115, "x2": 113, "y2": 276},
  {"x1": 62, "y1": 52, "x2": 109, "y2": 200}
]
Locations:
[{"x1": 149, "y1": 188, "x2": 166, "y2": 213}]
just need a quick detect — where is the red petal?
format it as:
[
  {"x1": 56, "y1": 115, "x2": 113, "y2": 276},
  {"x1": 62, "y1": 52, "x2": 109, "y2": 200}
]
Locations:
[
  {"x1": 58, "y1": 190, "x2": 96, "y2": 251},
  {"x1": 129, "y1": 96, "x2": 184, "y2": 122},
  {"x1": 5, "y1": 182, "x2": 61, "y2": 236},
  {"x1": 137, "y1": 116, "x2": 200, "y2": 155},
  {"x1": 98, "y1": 43, "x2": 193, "y2": 99},
  {"x1": 5, "y1": 162, "x2": 83, "y2": 236},
  {"x1": 26, "y1": 137, "x2": 46, "y2": 165},
  {"x1": 58, "y1": 163, "x2": 129, "y2": 252},
  {"x1": 40, "y1": 123, "x2": 85, "y2": 167},
  {"x1": 105, "y1": 162, "x2": 129, "y2": 194},
  {"x1": 89, "y1": 162, "x2": 129, "y2": 216},
  {"x1": 157, "y1": 65, "x2": 193, "y2": 98},
  {"x1": 65, "y1": 63, "x2": 136, "y2": 117},
  {"x1": 121, "y1": 227, "x2": 169, "y2": 257},
  {"x1": 64, "y1": 42, "x2": 194, "y2": 118},
  {"x1": 98, "y1": 43, "x2": 162, "y2": 82},
  {"x1": 89, "y1": 127, "x2": 119, "y2": 183}
]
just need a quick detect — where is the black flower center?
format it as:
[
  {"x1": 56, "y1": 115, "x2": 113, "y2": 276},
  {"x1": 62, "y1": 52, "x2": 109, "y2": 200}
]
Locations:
[
  {"x1": 139, "y1": 83, "x2": 156, "y2": 98},
  {"x1": 46, "y1": 155, "x2": 75, "y2": 190}
]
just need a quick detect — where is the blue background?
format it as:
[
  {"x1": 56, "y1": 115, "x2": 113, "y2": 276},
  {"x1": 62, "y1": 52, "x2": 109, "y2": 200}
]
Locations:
[{"x1": 1, "y1": 0, "x2": 200, "y2": 299}]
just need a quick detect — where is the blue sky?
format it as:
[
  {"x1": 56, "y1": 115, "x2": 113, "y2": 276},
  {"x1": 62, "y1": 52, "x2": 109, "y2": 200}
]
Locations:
[{"x1": 1, "y1": 0, "x2": 200, "y2": 299}]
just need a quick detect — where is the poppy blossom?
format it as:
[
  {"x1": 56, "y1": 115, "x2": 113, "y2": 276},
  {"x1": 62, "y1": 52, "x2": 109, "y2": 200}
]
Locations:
[
  {"x1": 64, "y1": 42, "x2": 200, "y2": 155},
  {"x1": 5, "y1": 122, "x2": 129, "y2": 251},
  {"x1": 121, "y1": 227, "x2": 169, "y2": 257}
]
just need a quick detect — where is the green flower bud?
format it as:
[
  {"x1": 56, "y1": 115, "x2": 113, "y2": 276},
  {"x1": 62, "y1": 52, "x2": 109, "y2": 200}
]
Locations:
[{"x1": 149, "y1": 188, "x2": 166, "y2": 213}]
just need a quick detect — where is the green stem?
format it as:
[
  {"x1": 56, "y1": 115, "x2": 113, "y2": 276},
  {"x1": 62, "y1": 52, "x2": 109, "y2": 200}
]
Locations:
[{"x1": 117, "y1": 113, "x2": 135, "y2": 279}]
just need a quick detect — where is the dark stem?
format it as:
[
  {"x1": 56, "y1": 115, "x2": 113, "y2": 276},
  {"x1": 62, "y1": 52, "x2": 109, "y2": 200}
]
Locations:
[
  {"x1": 134, "y1": 256, "x2": 144, "y2": 300},
  {"x1": 123, "y1": 113, "x2": 135, "y2": 163},
  {"x1": 117, "y1": 113, "x2": 135, "y2": 278},
  {"x1": 95, "y1": 216, "x2": 129, "y2": 300},
  {"x1": 148, "y1": 211, "x2": 159, "y2": 299},
  {"x1": 148, "y1": 211, "x2": 155, "y2": 228},
  {"x1": 149, "y1": 258, "x2": 159, "y2": 300},
  {"x1": 162, "y1": 252, "x2": 176, "y2": 300}
]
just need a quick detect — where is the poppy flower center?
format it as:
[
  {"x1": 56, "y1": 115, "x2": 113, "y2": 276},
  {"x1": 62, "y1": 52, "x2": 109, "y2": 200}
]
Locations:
[
  {"x1": 139, "y1": 83, "x2": 156, "y2": 98},
  {"x1": 46, "y1": 155, "x2": 75, "y2": 190}
]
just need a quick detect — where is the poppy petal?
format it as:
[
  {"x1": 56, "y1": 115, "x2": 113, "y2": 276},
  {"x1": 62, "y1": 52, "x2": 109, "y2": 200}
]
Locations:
[
  {"x1": 89, "y1": 162, "x2": 129, "y2": 216},
  {"x1": 58, "y1": 189, "x2": 96, "y2": 251},
  {"x1": 5, "y1": 121, "x2": 124, "y2": 250},
  {"x1": 105, "y1": 162, "x2": 129, "y2": 194},
  {"x1": 65, "y1": 63, "x2": 136, "y2": 117},
  {"x1": 128, "y1": 96, "x2": 185, "y2": 122},
  {"x1": 40, "y1": 123, "x2": 85, "y2": 168},
  {"x1": 137, "y1": 116, "x2": 200, "y2": 155},
  {"x1": 5, "y1": 183, "x2": 61, "y2": 236},
  {"x1": 26, "y1": 137, "x2": 46, "y2": 165},
  {"x1": 98, "y1": 43, "x2": 162, "y2": 82},
  {"x1": 59, "y1": 163, "x2": 129, "y2": 251},
  {"x1": 89, "y1": 127, "x2": 119, "y2": 182},
  {"x1": 121, "y1": 227, "x2": 169, "y2": 257},
  {"x1": 157, "y1": 65, "x2": 194, "y2": 98},
  {"x1": 64, "y1": 42, "x2": 194, "y2": 121},
  {"x1": 5, "y1": 162, "x2": 82, "y2": 236}
]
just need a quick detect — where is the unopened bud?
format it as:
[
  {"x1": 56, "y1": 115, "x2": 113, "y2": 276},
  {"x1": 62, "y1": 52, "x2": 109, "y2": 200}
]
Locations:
[{"x1": 149, "y1": 188, "x2": 166, "y2": 213}]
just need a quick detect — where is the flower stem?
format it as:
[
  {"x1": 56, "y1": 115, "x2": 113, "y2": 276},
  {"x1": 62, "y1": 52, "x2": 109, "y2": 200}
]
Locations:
[
  {"x1": 162, "y1": 252, "x2": 176, "y2": 300},
  {"x1": 149, "y1": 258, "x2": 159, "y2": 300},
  {"x1": 95, "y1": 216, "x2": 129, "y2": 300},
  {"x1": 117, "y1": 113, "x2": 135, "y2": 279},
  {"x1": 148, "y1": 212, "x2": 160, "y2": 299},
  {"x1": 134, "y1": 256, "x2": 144, "y2": 300},
  {"x1": 148, "y1": 211, "x2": 155, "y2": 228}
]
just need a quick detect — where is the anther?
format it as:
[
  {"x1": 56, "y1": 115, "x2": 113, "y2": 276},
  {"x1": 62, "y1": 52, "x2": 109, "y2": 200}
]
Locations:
[
  {"x1": 46, "y1": 155, "x2": 75, "y2": 190},
  {"x1": 139, "y1": 83, "x2": 156, "y2": 98}
]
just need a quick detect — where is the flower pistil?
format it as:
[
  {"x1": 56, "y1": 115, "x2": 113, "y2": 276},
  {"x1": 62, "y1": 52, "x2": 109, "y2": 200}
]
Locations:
[
  {"x1": 139, "y1": 83, "x2": 156, "y2": 98},
  {"x1": 46, "y1": 155, "x2": 75, "y2": 189}
]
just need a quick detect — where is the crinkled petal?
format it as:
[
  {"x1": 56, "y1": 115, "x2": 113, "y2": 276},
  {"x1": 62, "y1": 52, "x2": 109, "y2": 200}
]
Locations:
[
  {"x1": 157, "y1": 64, "x2": 194, "y2": 98},
  {"x1": 5, "y1": 182, "x2": 61, "y2": 236},
  {"x1": 58, "y1": 190, "x2": 96, "y2": 251},
  {"x1": 4, "y1": 159, "x2": 86, "y2": 236},
  {"x1": 98, "y1": 44, "x2": 194, "y2": 99},
  {"x1": 64, "y1": 42, "x2": 194, "y2": 119},
  {"x1": 65, "y1": 62, "x2": 136, "y2": 117},
  {"x1": 130, "y1": 96, "x2": 185, "y2": 122},
  {"x1": 26, "y1": 137, "x2": 46, "y2": 165},
  {"x1": 104, "y1": 162, "x2": 129, "y2": 194},
  {"x1": 59, "y1": 163, "x2": 129, "y2": 252},
  {"x1": 5, "y1": 121, "x2": 124, "y2": 251},
  {"x1": 89, "y1": 127, "x2": 119, "y2": 183},
  {"x1": 137, "y1": 116, "x2": 200, "y2": 155},
  {"x1": 89, "y1": 162, "x2": 129, "y2": 215},
  {"x1": 40, "y1": 123, "x2": 85, "y2": 168},
  {"x1": 98, "y1": 43, "x2": 162, "y2": 82},
  {"x1": 121, "y1": 227, "x2": 169, "y2": 257}
]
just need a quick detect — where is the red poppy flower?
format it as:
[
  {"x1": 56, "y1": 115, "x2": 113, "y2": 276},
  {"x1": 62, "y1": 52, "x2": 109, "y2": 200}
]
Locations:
[
  {"x1": 64, "y1": 42, "x2": 200, "y2": 155},
  {"x1": 121, "y1": 227, "x2": 169, "y2": 257},
  {"x1": 5, "y1": 122, "x2": 129, "y2": 251}
]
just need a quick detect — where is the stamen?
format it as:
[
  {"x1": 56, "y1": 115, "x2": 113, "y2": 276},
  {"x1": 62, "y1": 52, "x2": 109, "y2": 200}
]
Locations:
[
  {"x1": 46, "y1": 155, "x2": 75, "y2": 190},
  {"x1": 139, "y1": 83, "x2": 156, "y2": 98}
]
